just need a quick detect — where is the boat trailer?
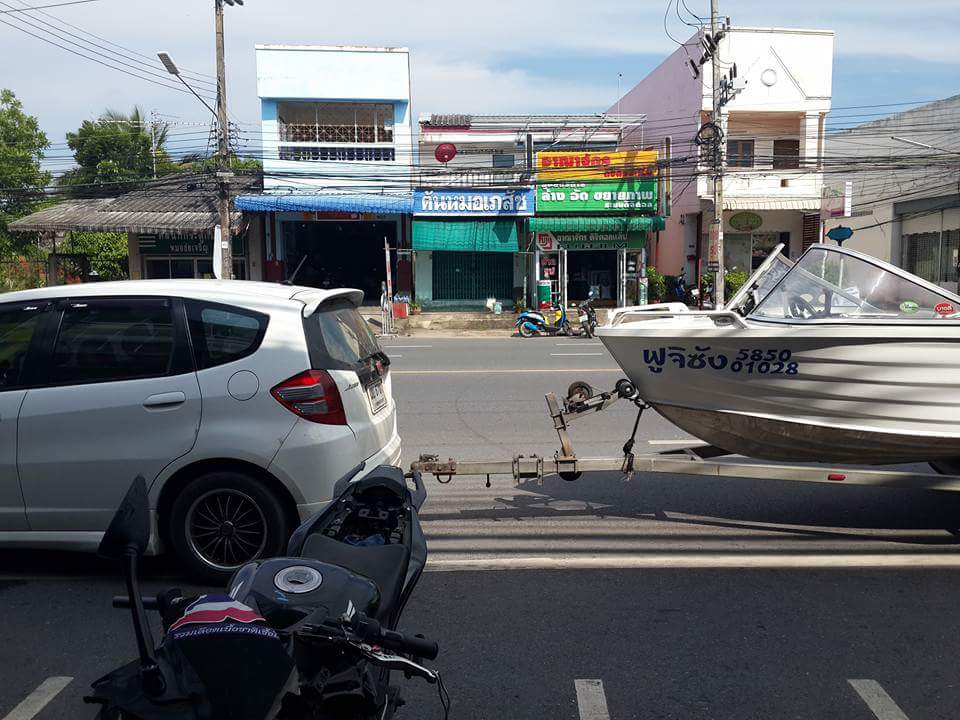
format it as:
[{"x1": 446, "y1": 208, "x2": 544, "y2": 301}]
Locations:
[{"x1": 410, "y1": 378, "x2": 960, "y2": 493}]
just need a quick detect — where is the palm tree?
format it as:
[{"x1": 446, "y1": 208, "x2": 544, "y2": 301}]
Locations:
[{"x1": 100, "y1": 106, "x2": 170, "y2": 176}]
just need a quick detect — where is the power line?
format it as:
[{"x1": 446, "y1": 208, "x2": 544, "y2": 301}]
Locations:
[{"x1": 0, "y1": 0, "x2": 99, "y2": 12}]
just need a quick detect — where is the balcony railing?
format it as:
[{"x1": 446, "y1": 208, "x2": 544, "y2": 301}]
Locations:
[{"x1": 279, "y1": 123, "x2": 394, "y2": 144}]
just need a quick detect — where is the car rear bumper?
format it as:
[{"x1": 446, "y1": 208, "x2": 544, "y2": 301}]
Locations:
[{"x1": 269, "y1": 420, "x2": 403, "y2": 521}]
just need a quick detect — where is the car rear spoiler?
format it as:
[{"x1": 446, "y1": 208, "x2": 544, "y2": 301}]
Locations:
[{"x1": 294, "y1": 288, "x2": 365, "y2": 317}]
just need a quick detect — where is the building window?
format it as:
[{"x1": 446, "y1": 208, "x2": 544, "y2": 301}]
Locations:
[
  {"x1": 726, "y1": 139, "x2": 755, "y2": 168},
  {"x1": 278, "y1": 146, "x2": 396, "y2": 162},
  {"x1": 773, "y1": 139, "x2": 800, "y2": 170},
  {"x1": 278, "y1": 102, "x2": 395, "y2": 144},
  {"x1": 902, "y1": 232, "x2": 943, "y2": 283},
  {"x1": 144, "y1": 257, "x2": 246, "y2": 280},
  {"x1": 492, "y1": 154, "x2": 515, "y2": 168}
]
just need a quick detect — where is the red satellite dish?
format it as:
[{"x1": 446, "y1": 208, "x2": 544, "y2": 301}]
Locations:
[{"x1": 435, "y1": 143, "x2": 457, "y2": 163}]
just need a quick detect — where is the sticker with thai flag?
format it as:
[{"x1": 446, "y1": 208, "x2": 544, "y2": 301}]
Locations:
[{"x1": 168, "y1": 594, "x2": 266, "y2": 633}]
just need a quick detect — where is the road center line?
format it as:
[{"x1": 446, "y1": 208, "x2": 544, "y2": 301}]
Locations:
[
  {"x1": 550, "y1": 352, "x2": 604, "y2": 357},
  {"x1": 648, "y1": 439, "x2": 700, "y2": 445},
  {"x1": 848, "y1": 680, "x2": 911, "y2": 720},
  {"x1": 556, "y1": 343, "x2": 602, "y2": 346},
  {"x1": 389, "y1": 354, "x2": 403, "y2": 358},
  {"x1": 575, "y1": 679, "x2": 611, "y2": 720},
  {"x1": 2, "y1": 677, "x2": 73, "y2": 720}
]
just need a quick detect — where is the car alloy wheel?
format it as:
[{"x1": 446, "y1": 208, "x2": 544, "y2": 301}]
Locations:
[{"x1": 185, "y1": 488, "x2": 268, "y2": 571}]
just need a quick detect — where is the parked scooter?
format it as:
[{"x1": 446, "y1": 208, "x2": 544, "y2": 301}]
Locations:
[
  {"x1": 87, "y1": 466, "x2": 446, "y2": 720},
  {"x1": 516, "y1": 303, "x2": 573, "y2": 337},
  {"x1": 576, "y1": 290, "x2": 599, "y2": 338}
]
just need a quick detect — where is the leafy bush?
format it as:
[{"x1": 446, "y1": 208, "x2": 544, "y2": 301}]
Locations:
[
  {"x1": 67, "y1": 231, "x2": 129, "y2": 281},
  {"x1": 725, "y1": 270, "x2": 751, "y2": 297},
  {"x1": 646, "y1": 266, "x2": 666, "y2": 302}
]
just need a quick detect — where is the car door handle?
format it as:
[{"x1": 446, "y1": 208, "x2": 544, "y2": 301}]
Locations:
[{"x1": 143, "y1": 391, "x2": 186, "y2": 408}]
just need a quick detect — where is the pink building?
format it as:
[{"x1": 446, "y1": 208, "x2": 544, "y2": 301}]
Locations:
[{"x1": 611, "y1": 26, "x2": 833, "y2": 280}]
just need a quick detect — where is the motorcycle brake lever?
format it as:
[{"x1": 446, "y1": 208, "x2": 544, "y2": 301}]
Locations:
[{"x1": 359, "y1": 644, "x2": 439, "y2": 684}]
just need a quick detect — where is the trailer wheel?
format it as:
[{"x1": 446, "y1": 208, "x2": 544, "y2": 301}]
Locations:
[
  {"x1": 567, "y1": 381, "x2": 594, "y2": 402},
  {"x1": 615, "y1": 379, "x2": 637, "y2": 399},
  {"x1": 559, "y1": 471, "x2": 582, "y2": 482}
]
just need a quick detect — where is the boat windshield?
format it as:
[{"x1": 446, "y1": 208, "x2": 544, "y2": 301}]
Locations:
[
  {"x1": 748, "y1": 245, "x2": 960, "y2": 321},
  {"x1": 725, "y1": 243, "x2": 795, "y2": 316}
]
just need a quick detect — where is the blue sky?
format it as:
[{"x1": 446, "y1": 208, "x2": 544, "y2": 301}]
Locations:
[{"x1": 1, "y1": 0, "x2": 957, "y2": 157}]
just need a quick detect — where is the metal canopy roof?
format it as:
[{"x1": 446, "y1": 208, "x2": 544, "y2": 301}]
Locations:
[{"x1": 236, "y1": 192, "x2": 414, "y2": 214}]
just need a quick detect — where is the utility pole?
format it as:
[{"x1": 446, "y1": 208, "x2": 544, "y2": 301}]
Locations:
[
  {"x1": 215, "y1": 0, "x2": 234, "y2": 280},
  {"x1": 149, "y1": 109, "x2": 158, "y2": 179},
  {"x1": 710, "y1": 0, "x2": 725, "y2": 306}
]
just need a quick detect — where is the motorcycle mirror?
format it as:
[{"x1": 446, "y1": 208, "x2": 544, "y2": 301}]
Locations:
[
  {"x1": 98, "y1": 475, "x2": 151, "y2": 560},
  {"x1": 588, "y1": 289, "x2": 597, "y2": 299}
]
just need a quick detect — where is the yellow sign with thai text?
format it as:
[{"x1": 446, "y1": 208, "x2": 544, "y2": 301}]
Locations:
[{"x1": 536, "y1": 149, "x2": 659, "y2": 182}]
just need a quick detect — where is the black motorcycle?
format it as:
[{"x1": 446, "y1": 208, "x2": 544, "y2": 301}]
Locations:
[
  {"x1": 576, "y1": 290, "x2": 599, "y2": 338},
  {"x1": 87, "y1": 465, "x2": 446, "y2": 720}
]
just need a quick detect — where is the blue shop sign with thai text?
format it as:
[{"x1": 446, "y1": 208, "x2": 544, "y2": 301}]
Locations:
[{"x1": 413, "y1": 189, "x2": 535, "y2": 217}]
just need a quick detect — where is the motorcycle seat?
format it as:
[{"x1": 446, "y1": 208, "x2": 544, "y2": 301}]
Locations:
[{"x1": 300, "y1": 533, "x2": 409, "y2": 623}]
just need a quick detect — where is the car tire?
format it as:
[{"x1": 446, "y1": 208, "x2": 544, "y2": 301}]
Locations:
[{"x1": 168, "y1": 470, "x2": 289, "y2": 583}]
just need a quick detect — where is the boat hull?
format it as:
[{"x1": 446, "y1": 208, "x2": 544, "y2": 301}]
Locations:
[{"x1": 598, "y1": 321, "x2": 960, "y2": 464}]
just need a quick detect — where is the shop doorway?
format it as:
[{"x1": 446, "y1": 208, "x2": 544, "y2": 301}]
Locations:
[
  {"x1": 567, "y1": 250, "x2": 616, "y2": 303},
  {"x1": 283, "y1": 220, "x2": 396, "y2": 304}
]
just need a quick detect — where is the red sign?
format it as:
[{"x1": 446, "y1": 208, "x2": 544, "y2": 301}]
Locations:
[
  {"x1": 435, "y1": 143, "x2": 457, "y2": 163},
  {"x1": 935, "y1": 302, "x2": 956, "y2": 316}
]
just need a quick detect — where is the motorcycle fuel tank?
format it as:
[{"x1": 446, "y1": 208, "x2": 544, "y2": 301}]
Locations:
[{"x1": 229, "y1": 557, "x2": 380, "y2": 630}]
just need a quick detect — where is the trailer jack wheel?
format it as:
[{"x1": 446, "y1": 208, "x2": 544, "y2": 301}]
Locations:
[
  {"x1": 560, "y1": 471, "x2": 582, "y2": 482},
  {"x1": 567, "y1": 381, "x2": 594, "y2": 403}
]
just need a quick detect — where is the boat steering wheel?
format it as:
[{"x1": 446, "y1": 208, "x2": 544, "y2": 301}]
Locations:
[{"x1": 786, "y1": 294, "x2": 818, "y2": 319}]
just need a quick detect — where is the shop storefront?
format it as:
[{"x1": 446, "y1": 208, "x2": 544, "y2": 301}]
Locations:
[
  {"x1": 235, "y1": 193, "x2": 414, "y2": 304},
  {"x1": 137, "y1": 234, "x2": 248, "y2": 280},
  {"x1": 412, "y1": 188, "x2": 534, "y2": 307},
  {"x1": 534, "y1": 150, "x2": 664, "y2": 307}
]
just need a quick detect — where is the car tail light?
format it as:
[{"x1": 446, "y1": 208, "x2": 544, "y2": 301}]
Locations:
[{"x1": 271, "y1": 370, "x2": 347, "y2": 425}]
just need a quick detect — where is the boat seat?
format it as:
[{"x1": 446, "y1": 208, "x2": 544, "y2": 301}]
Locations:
[{"x1": 300, "y1": 533, "x2": 409, "y2": 623}]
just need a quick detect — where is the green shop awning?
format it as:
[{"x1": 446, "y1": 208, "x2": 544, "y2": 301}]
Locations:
[
  {"x1": 413, "y1": 219, "x2": 519, "y2": 252},
  {"x1": 529, "y1": 216, "x2": 666, "y2": 233}
]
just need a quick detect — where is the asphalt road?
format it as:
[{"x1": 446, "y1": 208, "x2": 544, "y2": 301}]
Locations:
[{"x1": 3, "y1": 336, "x2": 960, "y2": 720}]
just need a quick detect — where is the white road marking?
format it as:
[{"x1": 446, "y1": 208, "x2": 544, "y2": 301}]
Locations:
[
  {"x1": 425, "y1": 554, "x2": 960, "y2": 571},
  {"x1": 393, "y1": 368, "x2": 621, "y2": 375},
  {"x1": 550, "y1": 352, "x2": 604, "y2": 357},
  {"x1": 648, "y1": 439, "x2": 700, "y2": 445},
  {"x1": 2, "y1": 677, "x2": 73, "y2": 720},
  {"x1": 555, "y1": 343, "x2": 602, "y2": 346},
  {"x1": 848, "y1": 679, "x2": 911, "y2": 720},
  {"x1": 389, "y1": 355, "x2": 403, "y2": 358},
  {"x1": 575, "y1": 679, "x2": 611, "y2": 720},
  {"x1": 386, "y1": 345, "x2": 433, "y2": 348}
]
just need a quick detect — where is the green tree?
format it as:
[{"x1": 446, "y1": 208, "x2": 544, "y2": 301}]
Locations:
[
  {"x1": 0, "y1": 89, "x2": 51, "y2": 255},
  {"x1": 60, "y1": 106, "x2": 171, "y2": 192},
  {"x1": 67, "y1": 231, "x2": 128, "y2": 281}
]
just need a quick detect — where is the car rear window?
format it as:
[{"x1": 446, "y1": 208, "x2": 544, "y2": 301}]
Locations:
[
  {"x1": 186, "y1": 300, "x2": 269, "y2": 370},
  {"x1": 303, "y1": 298, "x2": 383, "y2": 371}
]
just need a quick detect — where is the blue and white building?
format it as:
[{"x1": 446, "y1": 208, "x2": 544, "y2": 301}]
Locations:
[{"x1": 237, "y1": 44, "x2": 415, "y2": 300}]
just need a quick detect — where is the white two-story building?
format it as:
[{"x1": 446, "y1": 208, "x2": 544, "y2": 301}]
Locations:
[
  {"x1": 236, "y1": 44, "x2": 414, "y2": 301},
  {"x1": 612, "y1": 26, "x2": 834, "y2": 279}
]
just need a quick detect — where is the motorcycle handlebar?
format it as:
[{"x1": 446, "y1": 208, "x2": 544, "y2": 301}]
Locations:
[
  {"x1": 113, "y1": 595, "x2": 159, "y2": 610},
  {"x1": 322, "y1": 614, "x2": 439, "y2": 661}
]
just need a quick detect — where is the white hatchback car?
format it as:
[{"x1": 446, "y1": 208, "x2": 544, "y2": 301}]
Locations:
[{"x1": 0, "y1": 280, "x2": 400, "y2": 578}]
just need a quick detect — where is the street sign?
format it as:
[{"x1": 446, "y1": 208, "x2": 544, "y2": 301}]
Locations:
[{"x1": 826, "y1": 226, "x2": 854, "y2": 242}]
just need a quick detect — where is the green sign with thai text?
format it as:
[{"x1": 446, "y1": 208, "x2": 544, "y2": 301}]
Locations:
[
  {"x1": 138, "y1": 234, "x2": 245, "y2": 256},
  {"x1": 536, "y1": 179, "x2": 658, "y2": 214}
]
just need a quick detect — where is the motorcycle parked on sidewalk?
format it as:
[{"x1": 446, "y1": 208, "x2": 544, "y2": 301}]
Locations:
[
  {"x1": 86, "y1": 466, "x2": 446, "y2": 720},
  {"x1": 576, "y1": 291, "x2": 599, "y2": 338},
  {"x1": 516, "y1": 303, "x2": 573, "y2": 337}
]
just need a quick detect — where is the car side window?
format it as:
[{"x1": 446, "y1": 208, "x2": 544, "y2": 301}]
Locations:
[
  {"x1": 185, "y1": 300, "x2": 268, "y2": 370},
  {"x1": 49, "y1": 298, "x2": 175, "y2": 384},
  {"x1": 0, "y1": 302, "x2": 46, "y2": 390}
]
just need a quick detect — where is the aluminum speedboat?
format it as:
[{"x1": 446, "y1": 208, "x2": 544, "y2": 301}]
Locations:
[{"x1": 597, "y1": 243, "x2": 960, "y2": 465}]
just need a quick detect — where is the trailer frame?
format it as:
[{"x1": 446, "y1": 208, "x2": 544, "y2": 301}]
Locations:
[{"x1": 409, "y1": 378, "x2": 960, "y2": 493}]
